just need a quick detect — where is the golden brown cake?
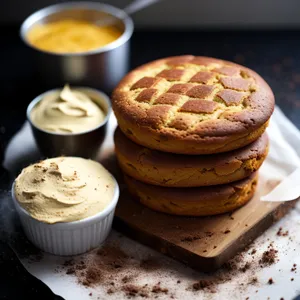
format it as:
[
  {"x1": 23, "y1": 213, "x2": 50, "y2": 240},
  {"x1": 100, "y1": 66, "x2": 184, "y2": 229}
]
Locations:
[
  {"x1": 112, "y1": 55, "x2": 274, "y2": 154},
  {"x1": 124, "y1": 173, "x2": 258, "y2": 216},
  {"x1": 115, "y1": 128, "x2": 268, "y2": 187}
]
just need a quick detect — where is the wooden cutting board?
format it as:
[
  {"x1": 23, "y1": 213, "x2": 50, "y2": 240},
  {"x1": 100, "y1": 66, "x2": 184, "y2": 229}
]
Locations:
[{"x1": 101, "y1": 152, "x2": 297, "y2": 272}]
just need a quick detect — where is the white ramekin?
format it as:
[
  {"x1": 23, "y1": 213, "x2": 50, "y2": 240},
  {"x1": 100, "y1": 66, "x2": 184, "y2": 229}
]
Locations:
[{"x1": 11, "y1": 179, "x2": 119, "y2": 256}]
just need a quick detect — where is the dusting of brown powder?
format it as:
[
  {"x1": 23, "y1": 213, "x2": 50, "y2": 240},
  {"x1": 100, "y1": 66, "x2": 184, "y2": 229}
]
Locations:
[
  {"x1": 192, "y1": 280, "x2": 216, "y2": 293},
  {"x1": 59, "y1": 240, "x2": 280, "y2": 297},
  {"x1": 259, "y1": 248, "x2": 278, "y2": 265},
  {"x1": 60, "y1": 243, "x2": 170, "y2": 298},
  {"x1": 277, "y1": 227, "x2": 289, "y2": 237}
]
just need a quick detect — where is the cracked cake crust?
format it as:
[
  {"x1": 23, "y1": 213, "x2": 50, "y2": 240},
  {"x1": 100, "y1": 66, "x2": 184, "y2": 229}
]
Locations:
[
  {"x1": 112, "y1": 56, "x2": 274, "y2": 154},
  {"x1": 124, "y1": 173, "x2": 258, "y2": 216},
  {"x1": 114, "y1": 128, "x2": 268, "y2": 187}
]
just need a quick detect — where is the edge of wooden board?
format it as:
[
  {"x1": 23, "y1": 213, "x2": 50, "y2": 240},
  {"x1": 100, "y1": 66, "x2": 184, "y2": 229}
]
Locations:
[{"x1": 113, "y1": 200, "x2": 297, "y2": 272}]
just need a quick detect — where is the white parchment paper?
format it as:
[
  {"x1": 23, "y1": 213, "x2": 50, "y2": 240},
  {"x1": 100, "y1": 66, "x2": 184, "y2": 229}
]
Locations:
[{"x1": 4, "y1": 106, "x2": 300, "y2": 300}]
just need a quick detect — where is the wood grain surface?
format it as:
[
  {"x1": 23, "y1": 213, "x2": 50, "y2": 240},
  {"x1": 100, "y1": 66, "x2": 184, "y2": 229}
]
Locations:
[{"x1": 101, "y1": 153, "x2": 297, "y2": 272}]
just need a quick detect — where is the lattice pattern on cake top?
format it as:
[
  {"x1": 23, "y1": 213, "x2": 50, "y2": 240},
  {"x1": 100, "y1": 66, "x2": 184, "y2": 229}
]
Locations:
[{"x1": 114, "y1": 56, "x2": 268, "y2": 132}]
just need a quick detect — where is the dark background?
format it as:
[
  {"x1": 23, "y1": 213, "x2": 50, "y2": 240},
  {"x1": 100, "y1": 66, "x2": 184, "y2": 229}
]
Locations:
[
  {"x1": 1, "y1": 27, "x2": 300, "y2": 298},
  {"x1": 2, "y1": 28, "x2": 300, "y2": 154},
  {"x1": 1, "y1": 1, "x2": 300, "y2": 299},
  {"x1": 2, "y1": 0, "x2": 300, "y2": 153},
  {"x1": 2, "y1": 0, "x2": 300, "y2": 29}
]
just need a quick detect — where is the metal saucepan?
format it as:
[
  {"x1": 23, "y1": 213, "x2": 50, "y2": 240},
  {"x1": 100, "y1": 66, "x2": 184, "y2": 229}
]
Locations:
[{"x1": 20, "y1": 2, "x2": 134, "y2": 93}]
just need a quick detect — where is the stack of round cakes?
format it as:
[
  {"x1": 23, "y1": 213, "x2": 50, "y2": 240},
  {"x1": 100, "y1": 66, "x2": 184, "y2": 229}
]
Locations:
[{"x1": 112, "y1": 55, "x2": 274, "y2": 216}]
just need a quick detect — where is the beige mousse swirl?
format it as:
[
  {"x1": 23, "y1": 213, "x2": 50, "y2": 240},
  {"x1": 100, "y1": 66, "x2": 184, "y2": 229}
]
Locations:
[
  {"x1": 14, "y1": 157, "x2": 116, "y2": 224},
  {"x1": 30, "y1": 85, "x2": 106, "y2": 133}
]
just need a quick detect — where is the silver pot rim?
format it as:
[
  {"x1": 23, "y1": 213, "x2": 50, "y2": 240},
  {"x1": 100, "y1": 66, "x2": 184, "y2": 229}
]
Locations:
[{"x1": 20, "y1": 1, "x2": 134, "y2": 56}]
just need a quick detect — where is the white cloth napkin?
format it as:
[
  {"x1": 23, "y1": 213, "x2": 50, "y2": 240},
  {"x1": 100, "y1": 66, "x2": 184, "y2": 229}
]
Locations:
[
  {"x1": 4, "y1": 107, "x2": 300, "y2": 202},
  {"x1": 260, "y1": 107, "x2": 300, "y2": 201}
]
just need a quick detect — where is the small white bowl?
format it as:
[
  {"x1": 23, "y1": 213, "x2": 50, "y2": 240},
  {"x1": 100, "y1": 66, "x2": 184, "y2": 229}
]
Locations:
[{"x1": 11, "y1": 179, "x2": 119, "y2": 256}]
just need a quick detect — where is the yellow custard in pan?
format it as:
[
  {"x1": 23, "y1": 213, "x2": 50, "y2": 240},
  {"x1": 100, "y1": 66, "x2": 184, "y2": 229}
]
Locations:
[{"x1": 27, "y1": 20, "x2": 122, "y2": 53}]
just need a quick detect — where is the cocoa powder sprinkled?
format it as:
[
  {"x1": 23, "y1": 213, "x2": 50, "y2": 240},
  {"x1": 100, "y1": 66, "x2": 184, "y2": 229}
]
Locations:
[
  {"x1": 259, "y1": 248, "x2": 278, "y2": 265},
  {"x1": 249, "y1": 277, "x2": 258, "y2": 284},
  {"x1": 60, "y1": 243, "x2": 175, "y2": 298},
  {"x1": 84, "y1": 268, "x2": 102, "y2": 286},
  {"x1": 59, "y1": 237, "x2": 281, "y2": 298},
  {"x1": 277, "y1": 227, "x2": 289, "y2": 237},
  {"x1": 152, "y1": 283, "x2": 168, "y2": 294},
  {"x1": 239, "y1": 262, "x2": 250, "y2": 273},
  {"x1": 122, "y1": 276, "x2": 131, "y2": 283},
  {"x1": 291, "y1": 264, "x2": 297, "y2": 272},
  {"x1": 192, "y1": 280, "x2": 216, "y2": 293},
  {"x1": 122, "y1": 284, "x2": 140, "y2": 297},
  {"x1": 223, "y1": 260, "x2": 237, "y2": 271}
]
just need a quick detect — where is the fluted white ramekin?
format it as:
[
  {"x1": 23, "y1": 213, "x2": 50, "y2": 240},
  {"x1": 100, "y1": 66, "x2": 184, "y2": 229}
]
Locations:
[{"x1": 11, "y1": 179, "x2": 119, "y2": 256}]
